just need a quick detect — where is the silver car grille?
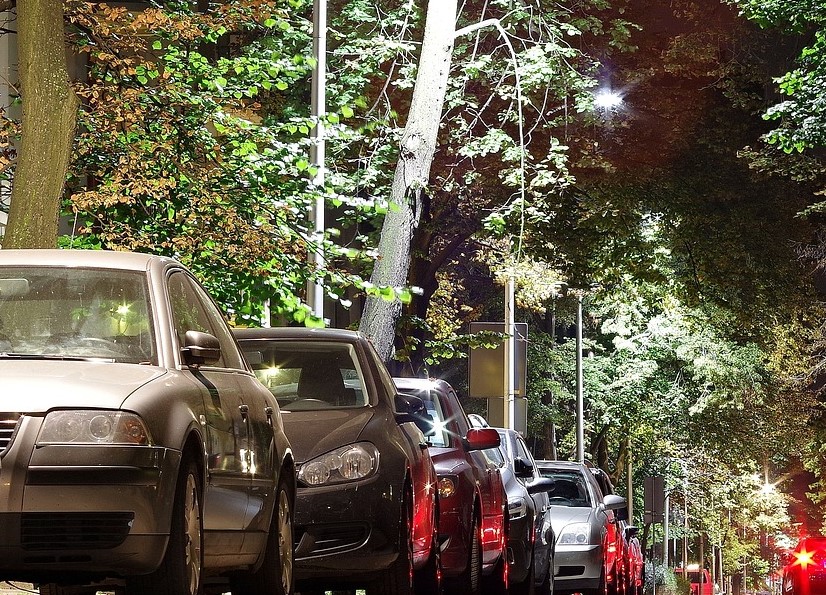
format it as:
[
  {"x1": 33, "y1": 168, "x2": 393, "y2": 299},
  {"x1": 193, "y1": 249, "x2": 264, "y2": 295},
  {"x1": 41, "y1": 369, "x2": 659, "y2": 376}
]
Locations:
[{"x1": 0, "y1": 414, "x2": 21, "y2": 454}]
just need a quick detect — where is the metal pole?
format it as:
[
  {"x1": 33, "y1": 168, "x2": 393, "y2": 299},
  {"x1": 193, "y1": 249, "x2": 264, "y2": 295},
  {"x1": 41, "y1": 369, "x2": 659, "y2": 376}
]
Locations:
[
  {"x1": 664, "y1": 492, "x2": 670, "y2": 568},
  {"x1": 307, "y1": 0, "x2": 326, "y2": 319},
  {"x1": 627, "y1": 437, "x2": 633, "y2": 521},
  {"x1": 504, "y1": 273, "x2": 516, "y2": 430},
  {"x1": 576, "y1": 294, "x2": 584, "y2": 462}
]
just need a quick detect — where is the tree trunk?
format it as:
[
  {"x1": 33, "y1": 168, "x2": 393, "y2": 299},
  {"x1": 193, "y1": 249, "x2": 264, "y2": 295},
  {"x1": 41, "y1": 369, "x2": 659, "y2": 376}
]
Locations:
[
  {"x1": 358, "y1": 0, "x2": 458, "y2": 362},
  {"x1": 4, "y1": 0, "x2": 78, "y2": 249}
]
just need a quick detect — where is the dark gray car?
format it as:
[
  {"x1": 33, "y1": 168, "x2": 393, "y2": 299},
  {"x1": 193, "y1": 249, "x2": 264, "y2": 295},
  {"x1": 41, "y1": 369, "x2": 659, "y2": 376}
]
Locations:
[
  {"x1": 234, "y1": 328, "x2": 440, "y2": 595},
  {"x1": 0, "y1": 250, "x2": 294, "y2": 595},
  {"x1": 495, "y1": 428, "x2": 555, "y2": 595}
]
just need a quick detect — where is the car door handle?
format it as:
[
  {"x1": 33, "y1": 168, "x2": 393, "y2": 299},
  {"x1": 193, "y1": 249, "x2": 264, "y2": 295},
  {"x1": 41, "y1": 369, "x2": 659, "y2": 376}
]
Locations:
[
  {"x1": 265, "y1": 406, "x2": 274, "y2": 425},
  {"x1": 239, "y1": 404, "x2": 249, "y2": 419}
]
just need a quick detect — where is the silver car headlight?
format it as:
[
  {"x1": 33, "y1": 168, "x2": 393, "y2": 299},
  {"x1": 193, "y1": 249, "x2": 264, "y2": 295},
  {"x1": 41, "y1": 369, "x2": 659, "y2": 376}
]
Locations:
[
  {"x1": 508, "y1": 497, "x2": 528, "y2": 520},
  {"x1": 38, "y1": 410, "x2": 152, "y2": 445},
  {"x1": 298, "y1": 442, "x2": 379, "y2": 486},
  {"x1": 558, "y1": 522, "x2": 591, "y2": 545}
]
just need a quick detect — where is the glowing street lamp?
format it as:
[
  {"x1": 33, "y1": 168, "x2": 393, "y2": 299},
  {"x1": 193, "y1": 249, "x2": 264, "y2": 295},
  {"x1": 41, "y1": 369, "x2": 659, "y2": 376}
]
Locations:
[{"x1": 593, "y1": 88, "x2": 624, "y2": 111}]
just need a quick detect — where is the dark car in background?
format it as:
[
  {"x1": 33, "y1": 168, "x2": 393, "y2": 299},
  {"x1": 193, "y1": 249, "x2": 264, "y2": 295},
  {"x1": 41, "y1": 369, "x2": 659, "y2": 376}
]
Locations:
[
  {"x1": 0, "y1": 250, "x2": 295, "y2": 595},
  {"x1": 535, "y1": 460, "x2": 627, "y2": 595},
  {"x1": 495, "y1": 428, "x2": 556, "y2": 595},
  {"x1": 393, "y1": 377, "x2": 509, "y2": 595},
  {"x1": 781, "y1": 537, "x2": 826, "y2": 595},
  {"x1": 235, "y1": 328, "x2": 439, "y2": 595}
]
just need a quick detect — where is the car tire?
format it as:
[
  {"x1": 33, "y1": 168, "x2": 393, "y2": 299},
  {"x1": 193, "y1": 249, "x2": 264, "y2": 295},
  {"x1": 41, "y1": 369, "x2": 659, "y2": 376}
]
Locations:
[
  {"x1": 483, "y1": 555, "x2": 508, "y2": 595},
  {"x1": 369, "y1": 491, "x2": 414, "y2": 595},
  {"x1": 126, "y1": 455, "x2": 203, "y2": 595},
  {"x1": 445, "y1": 512, "x2": 482, "y2": 595},
  {"x1": 231, "y1": 472, "x2": 294, "y2": 595},
  {"x1": 414, "y1": 509, "x2": 441, "y2": 595},
  {"x1": 537, "y1": 556, "x2": 553, "y2": 595}
]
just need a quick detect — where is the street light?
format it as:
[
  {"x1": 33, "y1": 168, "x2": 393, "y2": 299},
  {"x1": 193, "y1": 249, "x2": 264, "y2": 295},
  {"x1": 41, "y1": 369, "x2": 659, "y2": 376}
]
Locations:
[{"x1": 594, "y1": 88, "x2": 624, "y2": 111}]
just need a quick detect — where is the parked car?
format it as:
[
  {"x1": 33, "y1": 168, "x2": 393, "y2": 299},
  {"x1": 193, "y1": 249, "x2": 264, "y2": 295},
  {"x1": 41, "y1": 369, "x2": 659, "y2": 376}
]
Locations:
[
  {"x1": 0, "y1": 250, "x2": 295, "y2": 595},
  {"x1": 589, "y1": 465, "x2": 636, "y2": 595},
  {"x1": 234, "y1": 328, "x2": 440, "y2": 595},
  {"x1": 675, "y1": 564, "x2": 713, "y2": 595},
  {"x1": 495, "y1": 428, "x2": 556, "y2": 595},
  {"x1": 780, "y1": 537, "x2": 826, "y2": 595},
  {"x1": 624, "y1": 525, "x2": 644, "y2": 595},
  {"x1": 535, "y1": 460, "x2": 628, "y2": 595},
  {"x1": 393, "y1": 377, "x2": 509, "y2": 595}
]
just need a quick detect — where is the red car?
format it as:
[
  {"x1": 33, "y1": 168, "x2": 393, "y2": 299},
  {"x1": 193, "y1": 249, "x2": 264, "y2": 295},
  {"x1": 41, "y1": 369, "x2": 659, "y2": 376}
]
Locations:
[
  {"x1": 394, "y1": 377, "x2": 509, "y2": 595},
  {"x1": 624, "y1": 525, "x2": 644, "y2": 595},
  {"x1": 782, "y1": 536, "x2": 826, "y2": 595}
]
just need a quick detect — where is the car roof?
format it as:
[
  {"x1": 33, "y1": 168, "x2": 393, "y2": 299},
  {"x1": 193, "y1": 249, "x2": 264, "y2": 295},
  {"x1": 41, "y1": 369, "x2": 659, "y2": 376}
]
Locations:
[
  {"x1": 535, "y1": 459, "x2": 588, "y2": 470},
  {"x1": 392, "y1": 377, "x2": 454, "y2": 393},
  {"x1": 233, "y1": 326, "x2": 364, "y2": 343},
  {"x1": 0, "y1": 249, "x2": 170, "y2": 271}
]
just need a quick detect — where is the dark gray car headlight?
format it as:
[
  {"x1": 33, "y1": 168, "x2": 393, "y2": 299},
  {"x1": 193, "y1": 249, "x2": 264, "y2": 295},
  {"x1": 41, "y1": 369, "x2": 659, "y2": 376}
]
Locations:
[
  {"x1": 37, "y1": 410, "x2": 152, "y2": 445},
  {"x1": 298, "y1": 442, "x2": 379, "y2": 486},
  {"x1": 558, "y1": 522, "x2": 591, "y2": 545}
]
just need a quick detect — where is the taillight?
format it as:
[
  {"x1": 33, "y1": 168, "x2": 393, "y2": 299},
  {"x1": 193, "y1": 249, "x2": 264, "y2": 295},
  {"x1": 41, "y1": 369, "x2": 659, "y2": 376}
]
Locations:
[{"x1": 793, "y1": 546, "x2": 826, "y2": 570}]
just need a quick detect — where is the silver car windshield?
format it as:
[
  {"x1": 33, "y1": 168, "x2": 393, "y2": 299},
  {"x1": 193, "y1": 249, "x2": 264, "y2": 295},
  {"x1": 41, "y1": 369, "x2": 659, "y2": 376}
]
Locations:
[
  {"x1": 0, "y1": 267, "x2": 156, "y2": 364},
  {"x1": 541, "y1": 470, "x2": 592, "y2": 507},
  {"x1": 246, "y1": 342, "x2": 369, "y2": 410}
]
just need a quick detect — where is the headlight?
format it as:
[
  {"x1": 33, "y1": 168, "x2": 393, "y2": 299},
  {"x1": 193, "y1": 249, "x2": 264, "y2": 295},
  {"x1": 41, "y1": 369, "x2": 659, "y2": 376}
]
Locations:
[
  {"x1": 38, "y1": 410, "x2": 151, "y2": 445},
  {"x1": 508, "y1": 497, "x2": 528, "y2": 520},
  {"x1": 298, "y1": 442, "x2": 379, "y2": 486},
  {"x1": 558, "y1": 522, "x2": 591, "y2": 545}
]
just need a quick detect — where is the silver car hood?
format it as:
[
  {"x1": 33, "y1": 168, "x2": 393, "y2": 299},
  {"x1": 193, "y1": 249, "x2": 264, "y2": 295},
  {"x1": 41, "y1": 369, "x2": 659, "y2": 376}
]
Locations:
[
  {"x1": 0, "y1": 360, "x2": 166, "y2": 412},
  {"x1": 548, "y1": 505, "x2": 597, "y2": 534}
]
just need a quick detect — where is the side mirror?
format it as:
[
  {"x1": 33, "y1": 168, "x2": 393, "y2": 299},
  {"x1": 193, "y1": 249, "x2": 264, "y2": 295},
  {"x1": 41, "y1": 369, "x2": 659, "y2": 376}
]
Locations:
[
  {"x1": 394, "y1": 393, "x2": 435, "y2": 436},
  {"x1": 602, "y1": 493, "x2": 628, "y2": 512},
  {"x1": 464, "y1": 428, "x2": 500, "y2": 451},
  {"x1": 527, "y1": 477, "x2": 555, "y2": 495},
  {"x1": 513, "y1": 456, "x2": 535, "y2": 479},
  {"x1": 625, "y1": 525, "x2": 639, "y2": 539},
  {"x1": 182, "y1": 330, "x2": 221, "y2": 366}
]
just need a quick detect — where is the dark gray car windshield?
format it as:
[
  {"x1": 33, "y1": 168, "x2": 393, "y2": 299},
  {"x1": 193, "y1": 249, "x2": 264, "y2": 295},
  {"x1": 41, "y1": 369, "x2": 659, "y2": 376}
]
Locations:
[
  {"x1": 539, "y1": 470, "x2": 592, "y2": 507},
  {"x1": 243, "y1": 341, "x2": 369, "y2": 410},
  {"x1": 0, "y1": 267, "x2": 156, "y2": 364}
]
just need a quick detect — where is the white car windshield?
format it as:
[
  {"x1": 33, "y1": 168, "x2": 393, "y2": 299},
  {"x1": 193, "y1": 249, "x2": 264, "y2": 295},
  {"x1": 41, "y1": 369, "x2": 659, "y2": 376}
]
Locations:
[{"x1": 0, "y1": 267, "x2": 156, "y2": 364}]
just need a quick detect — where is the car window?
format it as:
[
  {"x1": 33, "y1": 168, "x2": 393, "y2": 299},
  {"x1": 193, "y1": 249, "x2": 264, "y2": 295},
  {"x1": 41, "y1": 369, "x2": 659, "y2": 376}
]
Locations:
[
  {"x1": 0, "y1": 266, "x2": 156, "y2": 364},
  {"x1": 395, "y1": 386, "x2": 452, "y2": 447},
  {"x1": 539, "y1": 469, "x2": 592, "y2": 507},
  {"x1": 243, "y1": 341, "x2": 369, "y2": 410},
  {"x1": 168, "y1": 271, "x2": 246, "y2": 369}
]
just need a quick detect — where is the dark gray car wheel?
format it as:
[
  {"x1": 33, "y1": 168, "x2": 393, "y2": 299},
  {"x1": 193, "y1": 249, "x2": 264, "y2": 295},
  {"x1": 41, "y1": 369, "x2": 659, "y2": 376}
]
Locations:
[
  {"x1": 369, "y1": 493, "x2": 414, "y2": 595},
  {"x1": 126, "y1": 456, "x2": 203, "y2": 595},
  {"x1": 445, "y1": 512, "x2": 481, "y2": 595},
  {"x1": 231, "y1": 473, "x2": 294, "y2": 595}
]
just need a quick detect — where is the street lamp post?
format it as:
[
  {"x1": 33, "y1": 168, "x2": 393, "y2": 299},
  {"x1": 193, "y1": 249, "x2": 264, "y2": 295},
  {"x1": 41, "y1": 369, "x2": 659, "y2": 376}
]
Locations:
[
  {"x1": 307, "y1": 0, "x2": 327, "y2": 319},
  {"x1": 576, "y1": 293, "x2": 584, "y2": 463}
]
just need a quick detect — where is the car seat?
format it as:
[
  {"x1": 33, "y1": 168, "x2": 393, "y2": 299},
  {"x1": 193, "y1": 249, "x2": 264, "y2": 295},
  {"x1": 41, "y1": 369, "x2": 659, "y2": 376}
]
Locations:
[{"x1": 297, "y1": 358, "x2": 357, "y2": 406}]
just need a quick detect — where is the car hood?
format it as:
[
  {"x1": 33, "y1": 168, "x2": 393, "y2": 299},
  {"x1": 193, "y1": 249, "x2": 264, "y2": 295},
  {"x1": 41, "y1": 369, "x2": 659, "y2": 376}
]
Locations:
[
  {"x1": 548, "y1": 505, "x2": 596, "y2": 535},
  {"x1": 0, "y1": 360, "x2": 166, "y2": 412},
  {"x1": 281, "y1": 408, "x2": 375, "y2": 464}
]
